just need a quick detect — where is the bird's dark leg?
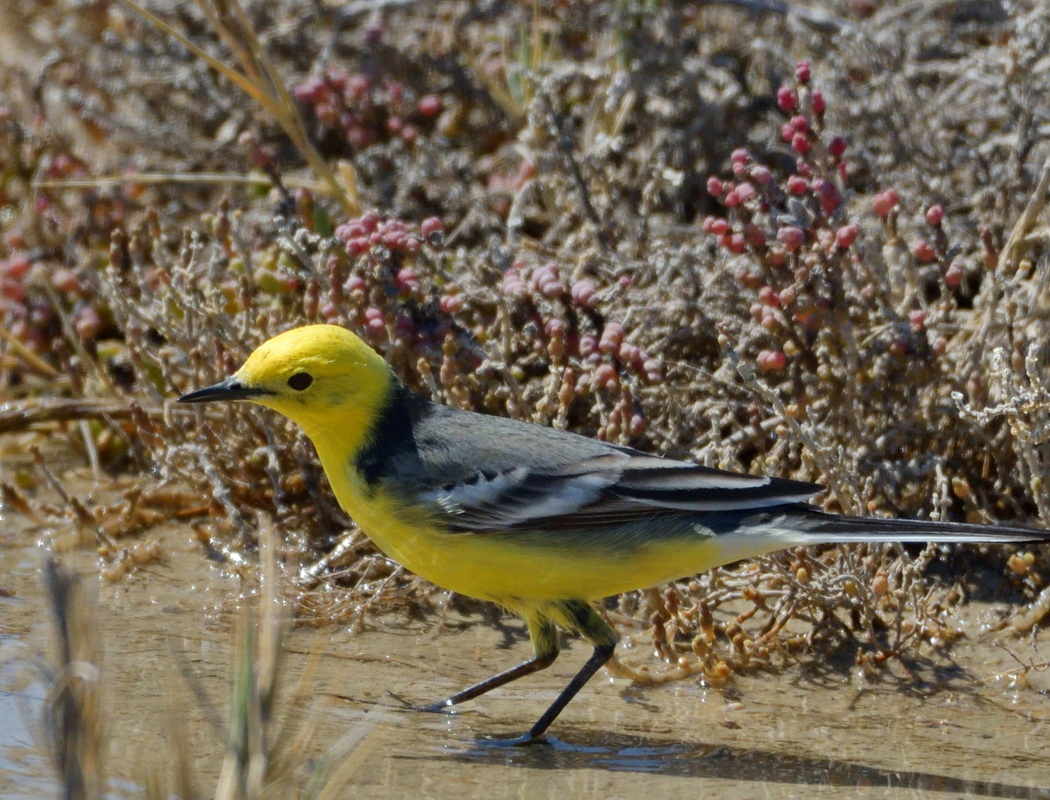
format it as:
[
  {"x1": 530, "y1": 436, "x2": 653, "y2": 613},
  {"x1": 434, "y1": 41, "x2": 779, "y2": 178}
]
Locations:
[
  {"x1": 519, "y1": 601, "x2": 617, "y2": 743},
  {"x1": 420, "y1": 615, "x2": 559, "y2": 712}
]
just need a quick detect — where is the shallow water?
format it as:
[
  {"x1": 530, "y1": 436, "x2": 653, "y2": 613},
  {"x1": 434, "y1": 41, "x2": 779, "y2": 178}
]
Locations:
[{"x1": 1, "y1": 472, "x2": 1049, "y2": 799}]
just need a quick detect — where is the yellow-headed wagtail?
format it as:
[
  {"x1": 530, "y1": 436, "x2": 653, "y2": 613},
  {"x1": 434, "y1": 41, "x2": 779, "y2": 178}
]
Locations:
[{"x1": 179, "y1": 324, "x2": 1050, "y2": 743}]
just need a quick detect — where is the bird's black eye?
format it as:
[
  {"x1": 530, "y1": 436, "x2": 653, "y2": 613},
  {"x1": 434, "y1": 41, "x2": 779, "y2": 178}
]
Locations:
[{"x1": 287, "y1": 372, "x2": 313, "y2": 391}]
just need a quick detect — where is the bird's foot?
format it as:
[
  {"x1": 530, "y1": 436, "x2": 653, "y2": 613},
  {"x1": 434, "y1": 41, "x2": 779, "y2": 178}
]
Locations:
[{"x1": 473, "y1": 732, "x2": 551, "y2": 748}]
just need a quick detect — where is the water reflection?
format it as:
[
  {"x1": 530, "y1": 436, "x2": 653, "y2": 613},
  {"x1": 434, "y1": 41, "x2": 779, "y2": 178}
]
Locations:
[{"x1": 429, "y1": 731, "x2": 1050, "y2": 798}]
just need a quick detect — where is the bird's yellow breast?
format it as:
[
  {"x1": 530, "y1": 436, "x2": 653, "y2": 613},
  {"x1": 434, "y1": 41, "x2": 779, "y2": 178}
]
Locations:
[{"x1": 321, "y1": 457, "x2": 767, "y2": 613}]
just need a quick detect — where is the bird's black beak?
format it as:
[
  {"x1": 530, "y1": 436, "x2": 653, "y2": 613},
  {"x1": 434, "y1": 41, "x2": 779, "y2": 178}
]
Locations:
[{"x1": 178, "y1": 377, "x2": 270, "y2": 404}]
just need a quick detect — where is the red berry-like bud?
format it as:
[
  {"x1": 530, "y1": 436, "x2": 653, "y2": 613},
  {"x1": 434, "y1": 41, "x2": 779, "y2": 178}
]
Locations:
[
  {"x1": 759, "y1": 285, "x2": 781, "y2": 307},
  {"x1": 6, "y1": 254, "x2": 31, "y2": 279},
  {"x1": 418, "y1": 94, "x2": 443, "y2": 118},
  {"x1": 743, "y1": 222, "x2": 765, "y2": 248},
  {"x1": 294, "y1": 77, "x2": 330, "y2": 104},
  {"x1": 731, "y1": 147, "x2": 750, "y2": 164},
  {"x1": 539, "y1": 277, "x2": 566, "y2": 298},
  {"x1": 337, "y1": 222, "x2": 367, "y2": 241},
  {"x1": 786, "y1": 175, "x2": 808, "y2": 195},
  {"x1": 594, "y1": 363, "x2": 619, "y2": 392},
  {"x1": 791, "y1": 133, "x2": 811, "y2": 155},
  {"x1": 0, "y1": 275, "x2": 24, "y2": 302},
  {"x1": 781, "y1": 123, "x2": 796, "y2": 142},
  {"x1": 835, "y1": 223, "x2": 860, "y2": 248},
  {"x1": 908, "y1": 309, "x2": 926, "y2": 332},
  {"x1": 619, "y1": 342, "x2": 641, "y2": 364},
  {"x1": 421, "y1": 216, "x2": 443, "y2": 237},
  {"x1": 384, "y1": 231, "x2": 407, "y2": 250},
  {"x1": 739, "y1": 271, "x2": 762, "y2": 289},
  {"x1": 502, "y1": 274, "x2": 527, "y2": 298},
  {"x1": 545, "y1": 318, "x2": 567, "y2": 337},
  {"x1": 345, "y1": 236, "x2": 370, "y2": 256},
  {"x1": 811, "y1": 91, "x2": 825, "y2": 114},
  {"x1": 777, "y1": 226, "x2": 806, "y2": 252},
  {"x1": 813, "y1": 179, "x2": 841, "y2": 215},
  {"x1": 360, "y1": 210, "x2": 381, "y2": 232},
  {"x1": 945, "y1": 262, "x2": 964, "y2": 288},
  {"x1": 777, "y1": 86, "x2": 798, "y2": 112},
  {"x1": 925, "y1": 204, "x2": 944, "y2": 226},
  {"x1": 790, "y1": 115, "x2": 809, "y2": 133},
  {"x1": 751, "y1": 165, "x2": 773, "y2": 185},
  {"x1": 439, "y1": 294, "x2": 464, "y2": 313},
  {"x1": 571, "y1": 280, "x2": 600, "y2": 308},
  {"x1": 828, "y1": 136, "x2": 847, "y2": 158},
  {"x1": 912, "y1": 239, "x2": 936, "y2": 263},
  {"x1": 395, "y1": 267, "x2": 419, "y2": 292},
  {"x1": 723, "y1": 190, "x2": 741, "y2": 207},
  {"x1": 531, "y1": 263, "x2": 556, "y2": 288},
  {"x1": 735, "y1": 182, "x2": 757, "y2": 203},
  {"x1": 767, "y1": 248, "x2": 788, "y2": 267},
  {"x1": 871, "y1": 189, "x2": 899, "y2": 217},
  {"x1": 795, "y1": 61, "x2": 811, "y2": 83},
  {"x1": 599, "y1": 321, "x2": 625, "y2": 353},
  {"x1": 725, "y1": 234, "x2": 747, "y2": 253},
  {"x1": 757, "y1": 349, "x2": 787, "y2": 371},
  {"x1": 761, "y1": 308, "x2": 780, "y2": 331},
  {"x1": 706, "y1": 176, "x2": 724, "y2": 196}
]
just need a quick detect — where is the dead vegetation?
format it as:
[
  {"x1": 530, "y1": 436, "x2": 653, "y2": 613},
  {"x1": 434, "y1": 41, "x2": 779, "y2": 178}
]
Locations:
[{"x1": 1, "y1": 0, "x2": 1049, "y2": 688}]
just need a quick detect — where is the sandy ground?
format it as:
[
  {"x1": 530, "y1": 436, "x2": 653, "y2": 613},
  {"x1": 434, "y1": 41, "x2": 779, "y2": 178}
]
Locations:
[{"x1": 2, "y1": 469, "x2": 1049, "y2": 800}]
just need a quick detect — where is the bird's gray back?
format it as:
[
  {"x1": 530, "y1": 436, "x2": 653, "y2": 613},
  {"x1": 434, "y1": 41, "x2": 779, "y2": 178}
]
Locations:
[{"x1": 405, "y1": 401, "x2": 628, "y2": 485}]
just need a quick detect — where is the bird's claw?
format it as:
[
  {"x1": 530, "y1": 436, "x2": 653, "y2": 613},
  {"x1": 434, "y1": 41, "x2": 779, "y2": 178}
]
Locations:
[
  {"x1": 418, "y1": 700, "x2": 455, "y2": 714},
  {"x1": 474, "y1": 732, "x2": 549, "y2": 748}
]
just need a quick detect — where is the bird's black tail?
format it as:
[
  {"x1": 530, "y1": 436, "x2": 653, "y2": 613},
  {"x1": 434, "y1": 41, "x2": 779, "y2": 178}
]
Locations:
[{"x1": 775, "y1": 507, "x2": 1049, "y2": 545}]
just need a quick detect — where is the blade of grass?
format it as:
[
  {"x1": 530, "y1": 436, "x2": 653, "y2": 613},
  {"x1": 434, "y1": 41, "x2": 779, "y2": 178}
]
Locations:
[
  {"x1": 34, "y1": 172, "x2": 329, "y2": 192},
  {"x1": 43, "y1": 558, "x2": 104, "y2": 800},
  {"x1": 118, "y1": 0, "x2": 359, "y2": 216}
]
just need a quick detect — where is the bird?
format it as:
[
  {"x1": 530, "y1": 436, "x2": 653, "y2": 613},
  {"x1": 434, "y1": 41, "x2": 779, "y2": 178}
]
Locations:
[{"x1": 178, "y1": 324, "x2": 1049, "y2": 744}]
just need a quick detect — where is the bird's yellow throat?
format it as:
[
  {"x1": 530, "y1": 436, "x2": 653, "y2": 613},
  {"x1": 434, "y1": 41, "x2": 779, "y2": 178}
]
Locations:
[{"x1": 233, "y1": 324, "x2": 395, "y2": 458}]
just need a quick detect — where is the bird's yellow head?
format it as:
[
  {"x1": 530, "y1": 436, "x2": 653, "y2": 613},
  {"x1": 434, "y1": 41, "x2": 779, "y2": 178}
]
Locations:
[{"x1": 178, "y1": 325, "x2": 394, "y2": 446}]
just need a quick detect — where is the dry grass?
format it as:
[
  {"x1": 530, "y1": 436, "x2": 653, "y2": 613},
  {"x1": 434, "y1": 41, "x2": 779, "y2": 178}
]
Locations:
[
  {"x1": 2, "y1": 0, "x2": 1049, "y2": 688},
  {"x1": 40, "y1": 519, "x2": 374, "y2": 800}
]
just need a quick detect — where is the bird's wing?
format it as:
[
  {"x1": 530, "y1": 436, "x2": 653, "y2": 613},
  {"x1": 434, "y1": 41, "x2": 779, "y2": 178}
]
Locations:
[{"x1": 419, "y1": 452, "x2": 823, "y2": 532}]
